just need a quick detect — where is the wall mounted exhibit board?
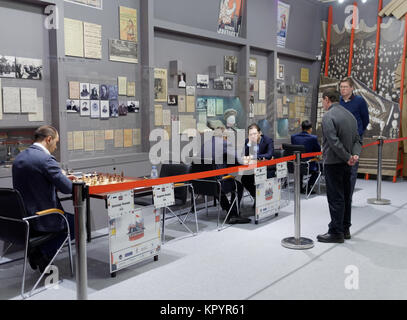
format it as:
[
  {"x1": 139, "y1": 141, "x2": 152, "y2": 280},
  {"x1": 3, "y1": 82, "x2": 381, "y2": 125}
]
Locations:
[{"x1": 0, "y1": 0, "x2": 323, "y2": 178}]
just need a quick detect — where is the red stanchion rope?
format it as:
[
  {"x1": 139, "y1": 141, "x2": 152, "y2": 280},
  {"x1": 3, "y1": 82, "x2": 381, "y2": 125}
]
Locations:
[{"x1": 89, "y1": 137, "x2": 407, "y2": 194}]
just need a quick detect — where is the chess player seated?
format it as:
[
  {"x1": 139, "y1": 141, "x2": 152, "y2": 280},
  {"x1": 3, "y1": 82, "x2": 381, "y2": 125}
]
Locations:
[
  {"x1": 241, "y1": 123, "x2": 275, "y2": 206},
  {"x1": 290, "y1": 120, "x2": 321, "y2": 194},
  {"x1": 199, "y1": 123, "x2": 250, "y2": 224}
]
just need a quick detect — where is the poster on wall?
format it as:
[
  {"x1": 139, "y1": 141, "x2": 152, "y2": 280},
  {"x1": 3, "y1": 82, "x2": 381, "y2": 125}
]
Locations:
[
  {"x1": 154, "y1": 68, "x2": 168, "y2": 102},
  {"x1": 277, "y1": 1, "x2": 290, "y2": 48},
  {"x1": 217, "y1": 0, "x2": 243, "y2": 37},
  {"x1": 119, "y1": 6, "x2": 138, "y2": 42},
  {"x1": 64, "y1": 0, "x2": 103, "y2": 10},
  {"x1": 107, "y1": 191, "x2": 161, "y2": 274},
  {"x1": 109, "y1": 39, "x2": 138, "y2": 64},
  {"x1": 0, "y1": 56, "x2": 16, "y2": 78}
]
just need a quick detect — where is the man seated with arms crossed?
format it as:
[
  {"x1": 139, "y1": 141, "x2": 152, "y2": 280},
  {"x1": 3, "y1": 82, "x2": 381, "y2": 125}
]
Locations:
[
  {"x1": 241, "y1": 123, "x2": 275, "y2": 206},
  {"x1": 291, "y1": 120, "x2": 321, "y2": 194},
  {"x1": 12, "y1": 125, "x2": 75, "y2": 273}
]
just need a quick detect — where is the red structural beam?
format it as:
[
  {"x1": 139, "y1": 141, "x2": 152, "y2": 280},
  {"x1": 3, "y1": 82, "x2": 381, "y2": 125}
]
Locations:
[
  {"x1": 373, "y1": 0, "x2": 383, "y2": 91},
  {"x1": 348, "y1": 2, "x2": 358, "y2": 77},
  {"x1": 324, "y1": 6, "x2": 333, "y2": 77}
]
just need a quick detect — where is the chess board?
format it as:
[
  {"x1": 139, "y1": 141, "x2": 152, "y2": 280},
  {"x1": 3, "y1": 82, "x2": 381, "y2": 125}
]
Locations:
[{"x1": 72, "y1": 172, "x2": 131, "y2": 186}]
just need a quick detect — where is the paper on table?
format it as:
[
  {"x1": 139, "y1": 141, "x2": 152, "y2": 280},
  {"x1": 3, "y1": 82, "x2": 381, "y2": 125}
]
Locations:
[
  {"x1": 64, "y1": 18, "x2": 84, "y2": 57},
  {"x1": 3, "y1": 87, "x2": 20, "y2": 113},
  {"x1": 84, "y1": 130, "x2": 95, "y2": 151},
  {"x1": 118, "y1": 76, "x2": 127, "y2": 95},
  {"x1": 73, "y1": 131, "x2": 84, "y2": 150},
  {"x1": 124, "y1": 129, "x2": 133, "y2": 147},
  {"x1": 28, "y1": 97, "x2": 44, "y2": 122},
  {"x1": 114, "y1": 129, "x2": 124, "y2": 148},
  {"x1": 84, "y1": 22, "x2": 102, "y2": 59},
  {"x1": 95, "y1": 130, "x2": 105, "y2": 150}
]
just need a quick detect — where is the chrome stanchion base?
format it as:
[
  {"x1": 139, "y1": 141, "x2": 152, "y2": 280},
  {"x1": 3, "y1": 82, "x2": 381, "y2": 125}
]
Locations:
[
  {"x1": 367, "y1": 198, "x2": 391, "y2": 205},
  {"x1": 281, "y1": 237, "x2": 314, "y2": 250}
]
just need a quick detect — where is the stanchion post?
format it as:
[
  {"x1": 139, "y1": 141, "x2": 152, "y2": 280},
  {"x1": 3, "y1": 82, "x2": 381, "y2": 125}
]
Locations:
[
  {"x1": 367, "y1": 136, "x2": 391, "y2": 205},
  {"x1": 73, "y1": 182, "x2": 88, "y2": 300},
  {"x1": 281, "y1": 151, "x2": 314, "y2": 250}
]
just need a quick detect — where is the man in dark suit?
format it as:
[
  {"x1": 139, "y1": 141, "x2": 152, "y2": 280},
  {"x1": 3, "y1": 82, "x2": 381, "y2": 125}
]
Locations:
[
  {"x1": 241, "y1": 123, "x2": 275, "y2": 202},
  {"x1": 12, "y1": 126, "x2": 74, "y2": 272},
  {"x1": 291, "y1": 120, "x2": 321, "y2": 194},
  {"x1": 200, "y1": 125, "x2": 249, "y2": 224}
]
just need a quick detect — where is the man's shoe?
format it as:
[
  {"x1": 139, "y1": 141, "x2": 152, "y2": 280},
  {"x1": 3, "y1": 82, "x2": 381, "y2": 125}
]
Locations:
[
  {"x1": 317, "y1": 232, "x2": 344, "y2": 243},
  {"x1": 344, "y1": 230, "x2": 351, "y2": 240},
  {"x1": 227, "y1": 216, "x2": 251, "y2": 224},
  {"x1": 28, "y1": 254, "x2": 38, "y2": 270}
]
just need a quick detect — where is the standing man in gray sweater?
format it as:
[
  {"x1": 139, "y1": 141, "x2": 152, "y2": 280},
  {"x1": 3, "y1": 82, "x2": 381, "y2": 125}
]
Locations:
[{"x1": 317, "y1": 89, "x2": 362, "y2": 243}]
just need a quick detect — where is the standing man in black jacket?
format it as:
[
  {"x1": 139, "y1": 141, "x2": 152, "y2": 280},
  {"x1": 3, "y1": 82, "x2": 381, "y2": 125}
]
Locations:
[{"x1": 317, "y1": 89, "x2": 362, "y2": 243}]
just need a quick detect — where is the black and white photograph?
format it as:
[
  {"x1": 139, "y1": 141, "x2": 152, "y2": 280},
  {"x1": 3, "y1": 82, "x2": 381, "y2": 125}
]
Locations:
[
  {"x1": 224, "y1": 77, "x2": 233, "y2": 90},
  {"x1": 186, "y1": 85, "x2": 196, "y2": 96},
  {"x1": 168, "y1": 95, "x2": 178, "y2": 106},
  {"x1": 196, "y1": 74, "x2": 209, "y2": 88},
  {"x1": 90, "y1": 100, "x2": 100, "y2": 118},
  {"x1": 213, "y1": 76, "x2": 224, "y2": 90},
  {"x1": 109, "y1": 100, "x2": 119, "y2": 117},
  {"x1": 100, "y1": 100, "x2": 110, "y2": 119},
  {"x1": 249, "y1": 78, "x2": 255, "y2": 92},
  {"x1": 277, "y1": 81, "x2": 285, "y2": 94},
  {"x1": 80, "y1": 100, "x2": 90, "y2": 116},
  {"x1": 0, "y1": 55, "x2": 16, "y2": 78},
  {"x1": 100, "y1": 84, "x2": 109, "y2": 100},
  {"x1": 109, "y1": 39, "x2": 138, "y2": 64},
  {"x1": 80, "y1": 83, "x2": 90, "y2": 99},
  {"x1": 249, "y1": 57, "x2": 257, "y2": 77},
  {"x1": 127, "y1": 100, "x2": 139, "y2": 113},
  {"x1": 15, "y1": 57, "x2": 42, "y2": 80},
  {"x1": 90, "y1": 84, "x2": 99, "y2": 99},
  {"x1": 118, "y1": 101, "x2": 128, "y2": 116},
  {"x1": 108, "y1": 84, "x2": 118, "y2": 100},
  {"x1": 224, "y1": 55, "x2": 238, "y2": 75},
  {"x1": 66, "y1": 99, "x2": 79, "y2": 113},
  {"x1": 178, "y1": 73, "x2": 186, "y2": 88}
]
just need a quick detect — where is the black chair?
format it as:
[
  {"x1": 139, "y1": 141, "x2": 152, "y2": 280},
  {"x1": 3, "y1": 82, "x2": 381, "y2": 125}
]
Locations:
[
  {"x1": 0, "y1": 188, "x2": 73, "y2": 298},
  {"x1": 282, "y1": 143, "x2": 321, "y2": 198},
  {"x1": 134, "y1": 163, "x2": 198, "y2": 242},
  {"x1": 189, "y1": 159, "x2": 240, "y2": 230}
]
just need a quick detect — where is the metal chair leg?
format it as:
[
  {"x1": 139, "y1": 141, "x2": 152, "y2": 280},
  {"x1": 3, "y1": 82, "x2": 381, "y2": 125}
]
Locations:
[{"x1": 0, "y1": 241, "x2": 13, "y2": 260}]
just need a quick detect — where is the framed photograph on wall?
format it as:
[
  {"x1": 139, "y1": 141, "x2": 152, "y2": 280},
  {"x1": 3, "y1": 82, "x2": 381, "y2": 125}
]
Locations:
[
  {"x1": 197, "y1": 74, "x2": 209, "y2": 88},
  {"x1": 224, "y1": 56, "x2": 238, "y2": 75},
  {"x1": 109, "y1": 39, "x2": 138, "y2": 64},
  {"x1": 80, "y1": 100, "x2": 90, "y2": 116},
  {"x1": 100, "y1": 100, "x2": 110, "y2": 118},
  {"x1": 154, "y1": 68, "x2": 168, "y2": 102},
  {"x1": 168, "y1": 95, "x2": 178, "y2": 106},
  {"x1": 249, "y1": 57, "x2": 257, "y2": 77},
  {"x1": 15, "y1": 57, "x2": 42, "y2": 80},
  {"x1": 224, "y1": 77, "x2": 234, "y2": 90},
  {"x1": 0, "y1": 56, "x2": 16, "y2": 78},
  {"x1": 213, "y1": 76, "x2": 224, "y2": 90},
  {"x1": 80, "y1": 83, "x2": 90, "y2": 99},
  {"x1": 178, "y1": 73, "x2": 186, "y2": 88}
]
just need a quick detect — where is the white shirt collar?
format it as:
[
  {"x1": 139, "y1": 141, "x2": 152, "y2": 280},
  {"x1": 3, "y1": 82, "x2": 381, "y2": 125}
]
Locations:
[{"x1": 34, "y1": 142, "x2": 51, "y2": 155}]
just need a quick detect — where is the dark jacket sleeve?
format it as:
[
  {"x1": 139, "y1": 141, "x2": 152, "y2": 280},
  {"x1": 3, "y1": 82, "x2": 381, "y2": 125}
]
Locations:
[
  {"x1": 359, "y1": 97, "x2": 370, "y2": 135},
  {"x1": 312, "y1": 136, "x2": 321, "y2": 152},
  {"x1": 258, "y1": 136, "x2": 274, "y2": 160},
  {"x1": 43, "y1": 157, "x2": 73, "y2": 194}
]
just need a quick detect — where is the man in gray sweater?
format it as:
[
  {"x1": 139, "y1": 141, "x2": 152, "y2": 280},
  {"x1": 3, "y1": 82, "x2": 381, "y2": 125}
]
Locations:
[{"x1": 317, "y1": 89, "x2": 362, "y2": 243}]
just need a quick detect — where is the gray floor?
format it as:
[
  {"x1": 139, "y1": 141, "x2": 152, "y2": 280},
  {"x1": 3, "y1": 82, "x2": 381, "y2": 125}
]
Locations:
[{"x1": 1, "y1": 178, "x2": 407, "y2": 300}]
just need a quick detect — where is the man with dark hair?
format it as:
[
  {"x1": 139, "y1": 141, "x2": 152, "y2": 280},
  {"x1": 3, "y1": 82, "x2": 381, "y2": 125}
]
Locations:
[
  {"x1": 241, "y1": 123, "x2": 275, "y2": 204},
  {"x1": 12, "y1": 125, "x2": 74, "y2": 272},
  {"x1": 339, "y1": 77, "x2": 369, "y2": 199},
  {"x1": 291, "y1": 120, "x2": 321, "y2": 194},
  {"x1": 317, "y1": 89, "x2": 361, "y2": 243}
]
